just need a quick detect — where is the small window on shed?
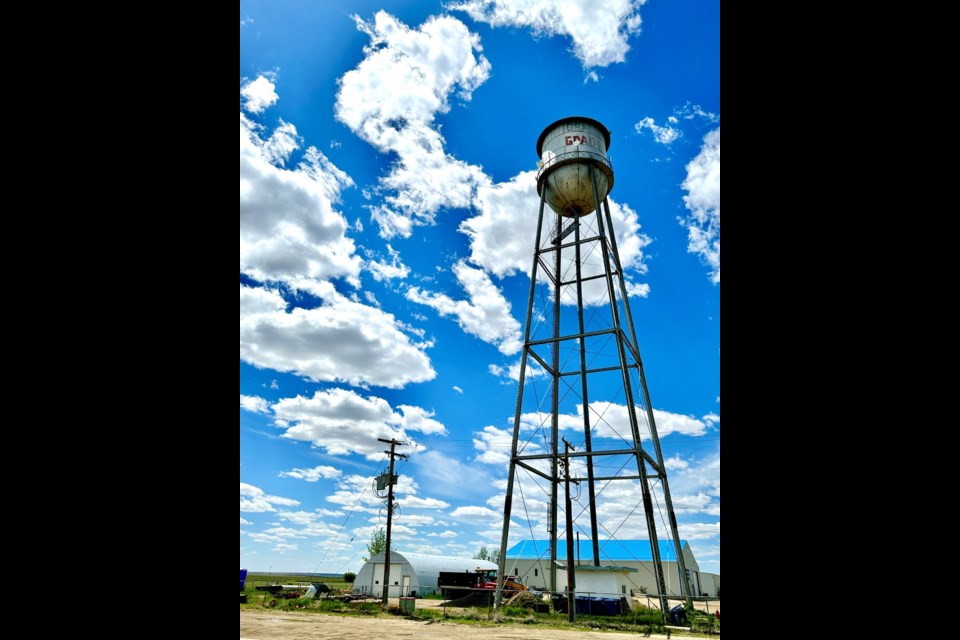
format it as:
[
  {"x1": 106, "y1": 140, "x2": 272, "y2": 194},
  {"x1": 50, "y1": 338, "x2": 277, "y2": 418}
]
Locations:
[{"x1": 534, "y1": 569, "x2": 538, "y2": 577}]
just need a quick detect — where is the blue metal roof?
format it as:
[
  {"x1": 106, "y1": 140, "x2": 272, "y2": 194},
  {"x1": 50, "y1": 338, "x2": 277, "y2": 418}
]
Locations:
[{"x1": 505, "y1": 539, "x2": 688, "y2": 562}]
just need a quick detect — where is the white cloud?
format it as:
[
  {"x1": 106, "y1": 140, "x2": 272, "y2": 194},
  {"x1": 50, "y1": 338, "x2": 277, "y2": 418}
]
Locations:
[
  {"x1": 241, "y1": 75, "x2": 279, "y2": 114},
  {"x1": 240, "y1": 482, "x2": 300, "y2": 512},
  {"x1": 667, "y1": 449, "x2": 720, "y2": 499},
  {"x1": 489, "y1": 358, "x2": 546, "y2": 383},
  {"x1": 322, "y1": 474, "x2": 449, "y2": 521},
  {"x1": 240, "y1": 394, "x2": 270, "y2": 414},
  {"x1": 472, "y1": 425, "x2": 524, "y2": 465},
  {"x1": 450, "y1": 505, "x2": 501, "y2": 521},
  {"x1": 625, "y1": 280, "x2": 650, "y2": 298},
  {"x1": 271, "y1": 511, "x2": 342, "y2": 537},
  {"x1": 249, "y1": 532, "x2": 284, "y2": 543},
  {"x1": 663, "y1": 455, "x2": 689, "y2": 471},
  {"x1": 367, "y1": 244, "x2": 410, "y2": 282},
  {"x1": 450, "y1": 0, "x2": 646, "y2": 68},
  {"x1": 407, "y1": 260, "x2": 521, "y2": 355},
  {"x1": 428, "y1": 530, "x2": 459, "y2": 538},
  {"x1": 398, "y1": 405, "x2": 448, "y2": 435},
  {"x1": 681, "y1": 128, "x2": 720, "y2": 283},
  {"x1": 520, "y1": 403, "x2": 708, "y2": 442},
  {"x1": 278, "y1": 465, "x2": 343, "y2": 482},
  {"x1": 401, "y1": 495, "x2": 452, "y2": 509},
  {"x1": 459, "y1": 171, "x2": 540, "y2": 279},
  {"x1": 273, "y1": 542, "x2": 299, "y2": 554},
  {"x1": 453, "y1": 385, "x2": 464, "y2": 394},
  {"x1": 259, "y1": 120, "x2": 301, "y2": 166},
  {"x1": 584, "y1": 71, "x2": 600, "y2": 84},
  {"x1": 239, "y1": 282, "x2": 435, "y2": 389},
  {"x1": 460, "y1": 171, "x2": 651, "y2": 304},
  {"x1": 269, "y1": 388, "x2": 446, "y2": 457},
  {"x1": 676, "y1": 521, "x2": 720, "y2": 540},
  {"x1": 335, "y1": 11, "x2": 491, "y2": 238},
  {"x1": 673, "y1": 102, "x2": 719, "y2": 124},
  {"x1": 634, "y1": 116, "x2": 681, "y2": 145},
  {"x1": 389, "y1": 514, "x2": 438, "y2": 527},
  {"x1": 240, "y1": 112, "x2": 362, "y2": 286},
  {"x1": 240, "y1": 516, "x2": 252, "y2": 525}
]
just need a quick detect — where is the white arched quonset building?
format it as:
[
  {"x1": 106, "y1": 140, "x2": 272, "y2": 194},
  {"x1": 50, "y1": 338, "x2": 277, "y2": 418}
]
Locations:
[{"x1": 354, "y1": 551, "x2": 497, "y2": 598}]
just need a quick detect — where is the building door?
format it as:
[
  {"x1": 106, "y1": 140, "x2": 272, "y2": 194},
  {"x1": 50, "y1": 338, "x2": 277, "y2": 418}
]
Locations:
[
  {"x1": 403, "y1": 575, "x2": 411, "y2": 596},
  {"x1": 373, "y1": 564, "x2": 384, "y2": 597}
]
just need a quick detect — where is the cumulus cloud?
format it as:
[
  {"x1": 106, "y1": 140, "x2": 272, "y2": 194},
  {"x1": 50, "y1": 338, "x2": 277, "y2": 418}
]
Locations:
[
  {"x1": 367, "y1": 244, "x2": 410, "y2": 282},
  {"x1": 407, "y1": 261, "x2": 521, "y2": 355},
  {"x1": 240, "y1": 482, "x2": 300, "y2": 512},
  {"x1": 663, "y1": 455, "x2": 689, "y2": 471},
  {"x1": 625, "y1": 280, "x2": 650, "y2": 298},
  {"x1": 673, "y1": 102, "x2": 719, "y2": 124},
  {"x1": 269, "y1": 387, "x2": 447, "y2": 457},
  {"x1": 450, "y1": 505, "x2": 502, "y2": 521},
  {"x1": 279, "y1": 465, "x2": 343, "y2": 482},
  {"x1": 519, "y1": 403, "x2": 708, "y2": 443},
  {"x1": 323, "y1": 473, "x2": 450, "y2": 517},
  {"x1": 453, "y1": 385, "x2": 464, "y2": 394},
  {"x1": 681, "y1": 128, "x2": 720, "y2": 283},
  {"x1": 450, "y1": 0, "x2": 646, "y2": 68},
  {"x1": 335, "y1": 11, "x2": 491, "y2": 238},
  {"x1": 634, "y1": 116, "x2": 681, "y2": 145},
  {"x1": 240, "y1": 112, "x2": 361, "y2": 286},
  {"x1": 240, "y1": 394, "x2": 270, "y2": 414},
  {"x1": 239, "y1": 282, "x2": 435, "y2": 389},
  {"x1": 398, "y1": 404, "x2": 448, "y2": 435},
  {"x1": 472, "y1": 425, "x2": 522, "y2": 465},
  {"x1": 460, "y1": 171, "x2": 651, "y2": 304},
  {"x1": 488, "y1": 358, "x2": 546, "y2": 383},
  {"x1": 460, "y1": 171, "x2": 541, "y2": 279},
  {"x1": 241, "y1": 75, "x2": 279, "y2": 113},
  {"x1": 402, "y1": 495, "x2": 452, "y2": 509}
]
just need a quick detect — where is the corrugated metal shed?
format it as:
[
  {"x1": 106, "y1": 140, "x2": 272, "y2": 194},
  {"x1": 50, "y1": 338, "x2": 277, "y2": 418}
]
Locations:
[{"x1": 354, "y1": 551, "x2": 497, "y2": 597}]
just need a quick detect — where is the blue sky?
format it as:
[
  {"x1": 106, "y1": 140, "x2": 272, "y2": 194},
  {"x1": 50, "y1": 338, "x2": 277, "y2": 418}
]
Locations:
[{"x1": 240, "y1": 0, "x2": 719, "y2": 577}]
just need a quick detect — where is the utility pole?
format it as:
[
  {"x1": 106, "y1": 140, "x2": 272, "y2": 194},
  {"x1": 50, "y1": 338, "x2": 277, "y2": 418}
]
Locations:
[
  {"x1": 562, "y1": 437, "x2": 577, "y2": 622},
  {"x1": 378, "y1": 437, "x2": 407, "y2": 606}
]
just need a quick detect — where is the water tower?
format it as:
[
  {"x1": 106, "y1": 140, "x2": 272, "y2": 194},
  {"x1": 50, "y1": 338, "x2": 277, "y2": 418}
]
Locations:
[{"x1": 495, "y1": 117, "x2": 691, "y2": 615}]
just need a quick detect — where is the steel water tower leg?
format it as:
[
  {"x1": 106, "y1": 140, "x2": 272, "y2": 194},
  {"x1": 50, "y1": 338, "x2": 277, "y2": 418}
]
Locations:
[
  {"x1": 601, "y1": 198, "x2": 693, "y2": 607},
  {"x1": 573, "y1": 217, "x2": 601, "y2": 567},
  {"x1": 496, "y1": 188, "x2": 548, "y2": 609},
  {"x1": 549, "y1": 207, "x2": 561, "y2": 598},
  {"x1": 590, "y1": 166, "x2": 669, "y2": 617}
]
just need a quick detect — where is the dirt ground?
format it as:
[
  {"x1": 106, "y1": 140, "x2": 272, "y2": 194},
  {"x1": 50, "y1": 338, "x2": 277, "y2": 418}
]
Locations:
[{"x1": 240, "y1": 609, "x2": 709, "y2": 640}]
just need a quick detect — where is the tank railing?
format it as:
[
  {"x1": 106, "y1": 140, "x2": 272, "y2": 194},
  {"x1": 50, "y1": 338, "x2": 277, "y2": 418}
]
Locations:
[{"x1": 537, "y1": 149, "x2": 612, "y2": 181}]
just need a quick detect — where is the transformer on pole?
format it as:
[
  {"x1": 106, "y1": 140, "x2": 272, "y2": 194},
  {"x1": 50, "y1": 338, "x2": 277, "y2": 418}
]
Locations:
[{"x1": 495, "y1": 117, "x2": 691, "y2": 616}]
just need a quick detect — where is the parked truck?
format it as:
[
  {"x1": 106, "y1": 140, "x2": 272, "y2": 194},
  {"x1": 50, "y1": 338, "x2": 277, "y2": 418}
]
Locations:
[{"x1": 438, "y1": 569, "x2": 527, "y2": 599}]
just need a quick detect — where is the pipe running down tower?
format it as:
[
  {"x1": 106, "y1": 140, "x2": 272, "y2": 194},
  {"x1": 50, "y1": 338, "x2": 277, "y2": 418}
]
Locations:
[{"x1": 495, "y1": 117, "x2": 691, "y2": 615}]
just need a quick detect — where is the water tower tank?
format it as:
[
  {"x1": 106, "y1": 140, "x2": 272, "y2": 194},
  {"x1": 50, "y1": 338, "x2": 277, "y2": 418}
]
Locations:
[{"x1": 536, "y1": 117, "x2": 614, "y2": 217}]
